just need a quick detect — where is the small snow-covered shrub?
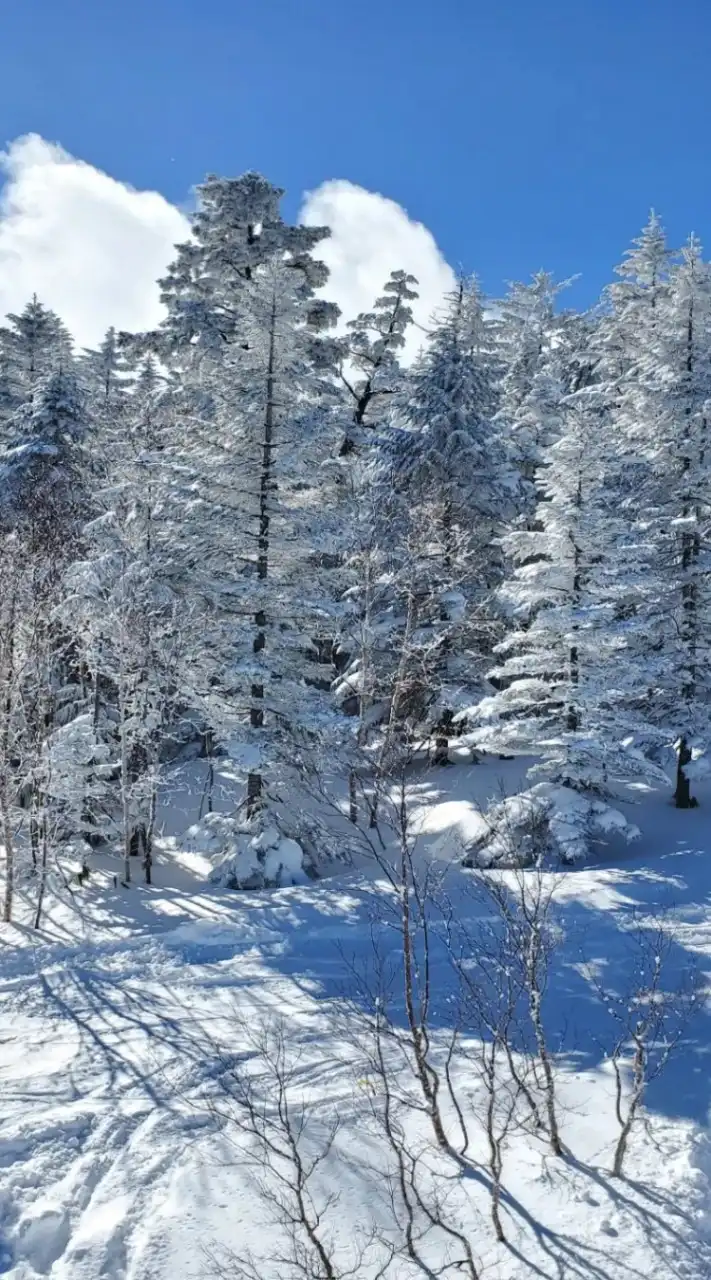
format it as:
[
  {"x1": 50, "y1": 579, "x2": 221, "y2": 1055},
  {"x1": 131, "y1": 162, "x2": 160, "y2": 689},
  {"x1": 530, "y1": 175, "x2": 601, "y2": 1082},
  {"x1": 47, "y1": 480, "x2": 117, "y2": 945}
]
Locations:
[
  {"x1": 463, "y1": 781, "x2": 641, "y2": 868},
  {"x1": 200, "y1": 804, "x2": 359, "y2": 890},
  {"x1": 209, "y1": 821, "x2": 312, "y2": 890},
  {"x1": 289, "y1": 809, "x2": 361, "y2": 870}
]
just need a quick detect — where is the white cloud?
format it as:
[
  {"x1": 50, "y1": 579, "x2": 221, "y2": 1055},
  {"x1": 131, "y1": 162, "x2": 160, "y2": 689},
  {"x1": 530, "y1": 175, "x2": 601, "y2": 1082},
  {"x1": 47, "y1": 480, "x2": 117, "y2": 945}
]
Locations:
[
  {"x1": 0, "y1": 138, "x2": 454, "y2": 361},
  {"x1": 0, "y1": 134, "x2": 189, "y2": 350},
  {"x1": 300, "y1": 179, "x2": 455, "y2": 362}
]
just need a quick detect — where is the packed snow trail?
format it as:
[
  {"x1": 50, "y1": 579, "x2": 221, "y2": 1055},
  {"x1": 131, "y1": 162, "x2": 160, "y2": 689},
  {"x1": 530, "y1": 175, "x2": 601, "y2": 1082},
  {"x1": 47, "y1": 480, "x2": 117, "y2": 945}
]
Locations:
[{"x1": 1, "y1": 763, "x2": 711, "y2": 1277}]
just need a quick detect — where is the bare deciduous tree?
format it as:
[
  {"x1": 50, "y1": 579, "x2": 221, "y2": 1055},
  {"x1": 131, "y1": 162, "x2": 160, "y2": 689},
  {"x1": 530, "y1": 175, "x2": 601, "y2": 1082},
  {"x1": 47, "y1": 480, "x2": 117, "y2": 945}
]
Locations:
[
  {"x1": 204, "y1": 1019, "x2": 385, "y2": 1280},
  {"x1": 582, "y1": 915, "x2": 703, "y2": 1177},
  {"x1": 448, "y1": 905, "x2": 542, "y2": 1241},
  {"x1": 470, "y1": 858, "x2": 565, "y2": 1158}
]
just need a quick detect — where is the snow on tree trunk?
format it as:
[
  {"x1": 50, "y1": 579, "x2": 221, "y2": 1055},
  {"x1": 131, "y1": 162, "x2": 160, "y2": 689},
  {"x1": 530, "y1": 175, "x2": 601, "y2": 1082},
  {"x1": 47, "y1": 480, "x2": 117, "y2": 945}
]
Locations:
[{"x1": 247, "y1": 292, "x2": 277, "y2": 816}]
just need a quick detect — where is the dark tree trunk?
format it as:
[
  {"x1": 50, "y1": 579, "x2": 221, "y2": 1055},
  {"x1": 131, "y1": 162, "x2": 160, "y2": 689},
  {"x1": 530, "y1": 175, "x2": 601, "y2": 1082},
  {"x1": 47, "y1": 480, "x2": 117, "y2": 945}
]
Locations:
[
  {"x1": 433, "y1": 737, "x2": 450, "y2": 766},
  {"x1": 566, "y1": 643, "x2": 580, "y2": 731},
  {"x1": 80, "y1": 667, "x2": 103, "y2": 844},
  {"x1": 674, "y1": 736, "x2": 696, "y2": 809},
  {"x1": 433, "y1": 501, "x2": 455, "y2": 766},
  {"x1": 566, "y1": 476, "x2": 582, "y2": 734},
  {"x1": 143, "y1": 781, "x2": 156, "y2": 885},
  {"x1": 675, "y1": 298, "x2": 700, "y2": 810},
  {"x1": 348, "y1": 770, "x2": 358, "y2": 824},
  {"x1": 29, "y1": 809, "x2": 40, "y2": 871},
  {"x1": 129, "y1": 822, "x2": 147, "y2": 857},
  {"x1": 338, "y1": 288, "x2": 407, "y2": 454},
  {"x1": 433, "y1": 711, "x2": 454, "y2": 766},
  {"x1": 246, "y1": 295, "x2": 277, "y2": 816},
  {"x1": 33, "y1": 813, "x2": 49, "y2": 931},
  {"x1": 246, "y1": 770, "x2": 263, "y2": 815},
  {"x1": 199, "y1": 728, "x2": 215, "y2": 820}
]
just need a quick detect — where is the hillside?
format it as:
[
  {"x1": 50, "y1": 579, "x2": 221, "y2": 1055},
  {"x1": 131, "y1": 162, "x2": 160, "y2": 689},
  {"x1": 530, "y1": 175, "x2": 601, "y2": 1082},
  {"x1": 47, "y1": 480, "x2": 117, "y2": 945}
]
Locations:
[{"x1": 1, "y1": 758, "x2": 710, "y2": 1280}]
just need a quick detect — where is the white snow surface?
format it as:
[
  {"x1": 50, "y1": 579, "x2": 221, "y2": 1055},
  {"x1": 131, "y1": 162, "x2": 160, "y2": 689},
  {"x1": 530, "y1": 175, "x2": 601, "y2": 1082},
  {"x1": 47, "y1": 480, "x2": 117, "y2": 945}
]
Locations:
[{"x1": 1, "y1": 758, "x2": 711, "y2": 1278}]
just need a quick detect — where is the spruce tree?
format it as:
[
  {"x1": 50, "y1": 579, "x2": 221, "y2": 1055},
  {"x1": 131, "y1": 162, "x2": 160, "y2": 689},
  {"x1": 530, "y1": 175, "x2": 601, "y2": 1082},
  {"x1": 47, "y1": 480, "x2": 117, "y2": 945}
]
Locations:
[
  {"x1": 0, "y1": 367, "x2": 89, "y2": 917},
  {"x1": 622, "y1": 235, "x2": 711, "y2": 806},
  {"x1": 0, "y1": 297, "x2": 73, "y2": 413},
  {"x1": 469, "y1": 375, "x2": 666, "y2": 864},
  {"x1": 375, "y1": 277, "x2": 513, "y2": 762},
  {"x1": 130, "y1": 172, "x2": 343, "y2": 885}
]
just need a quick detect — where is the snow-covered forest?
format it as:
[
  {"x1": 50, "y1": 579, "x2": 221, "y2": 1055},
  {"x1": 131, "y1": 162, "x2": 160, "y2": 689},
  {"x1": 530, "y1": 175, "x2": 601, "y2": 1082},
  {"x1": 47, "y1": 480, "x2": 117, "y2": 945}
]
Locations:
[
  {"x1": 1, "y1": 179, "x2": 709, "y2": 902},
  {"x1": 2, "y1": 174, "x2": 711, "y2": 1280}
]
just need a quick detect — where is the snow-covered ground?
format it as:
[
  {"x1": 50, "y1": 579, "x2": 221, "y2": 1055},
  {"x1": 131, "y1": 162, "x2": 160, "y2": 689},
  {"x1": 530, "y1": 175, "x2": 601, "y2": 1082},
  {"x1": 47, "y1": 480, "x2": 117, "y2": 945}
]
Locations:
[{"x1": 1, "y1": 758, "x2": 711, "y2": 1278}]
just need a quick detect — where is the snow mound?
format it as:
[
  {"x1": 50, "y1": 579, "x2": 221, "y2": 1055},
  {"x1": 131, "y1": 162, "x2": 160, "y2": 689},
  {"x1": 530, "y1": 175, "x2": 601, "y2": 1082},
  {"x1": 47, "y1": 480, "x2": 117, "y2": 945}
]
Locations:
[
  {"x1": 463, "y1": 781, "x2": 641, "y2": 867},
  {"x1": 181, "y1": 796, "x2": 359, "y2": 891},
  {"x1": 209, "y1": 821, "x2": 312, "y2": 890}
]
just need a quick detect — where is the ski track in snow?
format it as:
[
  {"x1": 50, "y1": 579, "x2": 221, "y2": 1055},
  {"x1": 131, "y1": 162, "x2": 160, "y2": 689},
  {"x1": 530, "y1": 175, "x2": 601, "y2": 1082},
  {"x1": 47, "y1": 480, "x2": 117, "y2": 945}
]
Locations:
[{"x1": 0, "y1": 761, "x2": 711, "y2": 1277}]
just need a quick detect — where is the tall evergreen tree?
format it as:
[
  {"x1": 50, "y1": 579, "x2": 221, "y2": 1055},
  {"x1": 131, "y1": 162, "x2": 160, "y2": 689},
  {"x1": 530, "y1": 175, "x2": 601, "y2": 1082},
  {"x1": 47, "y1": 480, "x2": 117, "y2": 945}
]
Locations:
[
  {"x1": 494, "y1": 271, "x2": 567, "y2": 508},
  {"x1": 0, "y1": 367, "x2": 89, "y2": 918},
  {"x1": 373, "y1": 277, "x2": 514, "y2": 761},
  {"x1": 81, "y1": 326, "x2": 135, "y2": 420},
  {"x1": 130, "y1": 172, "x2": 343, "y2": 884},
  {"x1": 0, "y1": 297, "x2": 73, "y2": 415},
  {"x1": 65, "y1": 360, "x2": 186, "y2": 883},
  {"x1": 619, "y1": 235, "x2": 711, "y2": 806},
  {"x1": 468, "y1": 373, "x2": 666, "y2": 864}
]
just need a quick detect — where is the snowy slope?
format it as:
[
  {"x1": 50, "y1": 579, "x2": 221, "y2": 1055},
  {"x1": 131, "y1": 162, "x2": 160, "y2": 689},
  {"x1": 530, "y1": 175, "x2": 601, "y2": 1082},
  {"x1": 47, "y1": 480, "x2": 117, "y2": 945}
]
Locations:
[{"x1": 1, "y1": 760, "x2": 711, "y2": 1279}]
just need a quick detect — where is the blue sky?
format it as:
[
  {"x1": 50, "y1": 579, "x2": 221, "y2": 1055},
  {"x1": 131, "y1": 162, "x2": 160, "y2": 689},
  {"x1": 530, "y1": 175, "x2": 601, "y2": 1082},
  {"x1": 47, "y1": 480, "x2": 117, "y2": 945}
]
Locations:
[{"x1": 2, "y1": 0, "x2": 711, "y2": 308}]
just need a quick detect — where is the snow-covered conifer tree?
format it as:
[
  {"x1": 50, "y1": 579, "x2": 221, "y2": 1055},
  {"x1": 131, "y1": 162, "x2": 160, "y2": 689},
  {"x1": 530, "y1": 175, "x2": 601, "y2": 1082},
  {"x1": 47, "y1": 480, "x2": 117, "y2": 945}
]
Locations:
[
  {"x1": 617, "y1": 235, "x2": 711, "y2": 807},
  {"x1": 65, "y1": 360, "x2": 188, "y2": 883},
  {"x1": 128, "y1": 172, "x2": 344, "y2": 886},
  {"x1": 338, "y1": 270, "x2": 418, "y2": 454},
  {"x1": 0, "y1": 366, "x2": 86, "y2": 549},
  {"x1": 81, "y1": 327, "x2": 135, "y2": 427},
  {"x1": 0, "y1": 368, "x2": 89, "y2": 917},
  {"x1": 369, "y1": 277, "x2": 514, "y2": 762},
  {"x1": 469, "y1": 376, "x2": 667, "y2": 864},
  {"x1": 0, "y1": 297, "x2": 73, "y2": 415},
  {"x1": 601, "y1": 212, "x2": 671, "y2": 396},
  {"x1": 494, "y1": 272, "x2": 568, "y2": 507}
]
